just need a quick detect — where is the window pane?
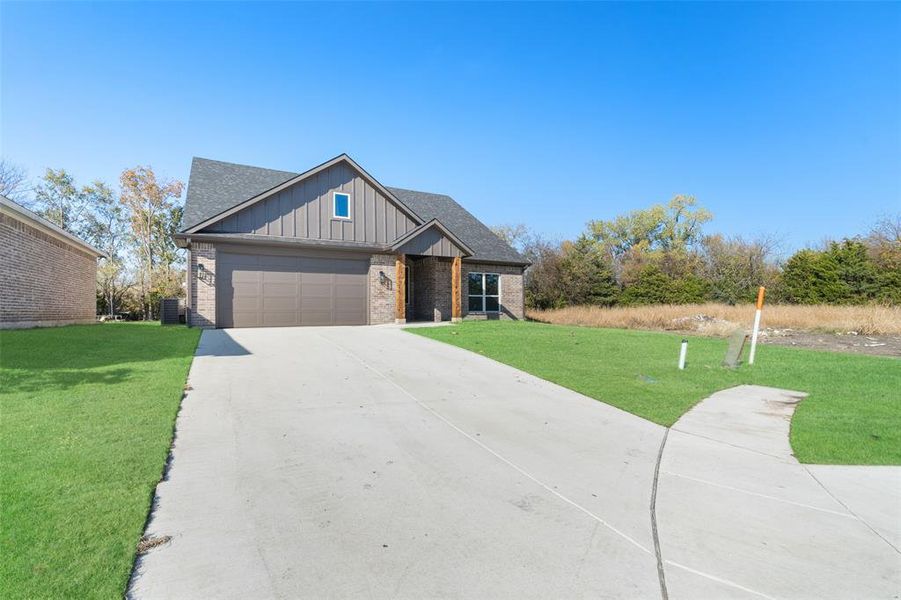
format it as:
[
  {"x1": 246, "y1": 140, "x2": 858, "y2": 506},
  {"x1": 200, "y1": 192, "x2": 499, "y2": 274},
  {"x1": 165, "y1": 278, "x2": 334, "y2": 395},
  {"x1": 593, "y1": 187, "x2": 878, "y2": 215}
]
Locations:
[
  {"x1": 468, "y1": 273, "x2": 483, "y2": 295},
  {"x1": 335, "y1": 194, "x2": 350, "y2": 218},
  {"x1": 468, "y1": 296, "x2": 483, "y2": 312},
  {"x1": 485, "y1": 274, "x2": 499, "y2": 295},
  {"x1": 485, "y1": 296, "x2": 499, "y2": 312}
]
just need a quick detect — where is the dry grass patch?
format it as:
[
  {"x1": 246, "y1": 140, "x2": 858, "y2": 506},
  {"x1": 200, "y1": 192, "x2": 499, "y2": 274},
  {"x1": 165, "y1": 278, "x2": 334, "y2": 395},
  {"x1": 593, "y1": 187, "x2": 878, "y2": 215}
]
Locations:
[{"x1": 528, "y1": 303, "x2": 901, "y2": 336}]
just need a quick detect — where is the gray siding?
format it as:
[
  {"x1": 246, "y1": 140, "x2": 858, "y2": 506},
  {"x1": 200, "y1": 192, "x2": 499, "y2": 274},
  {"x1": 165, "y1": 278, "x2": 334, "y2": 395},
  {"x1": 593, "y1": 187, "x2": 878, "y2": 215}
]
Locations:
[
  {"x1": 202, "y1": 161, "x2": 417, "y2": 244},
  {"x1": 396, "y1": 226, "x2": 464, "y2": 257}
]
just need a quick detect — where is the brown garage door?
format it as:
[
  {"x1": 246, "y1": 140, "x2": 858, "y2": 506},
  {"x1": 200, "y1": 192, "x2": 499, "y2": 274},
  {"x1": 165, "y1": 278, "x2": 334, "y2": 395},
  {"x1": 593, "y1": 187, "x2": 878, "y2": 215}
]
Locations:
[{"x1": 217, "y1": 252, "x2": 368, "y2": 328}]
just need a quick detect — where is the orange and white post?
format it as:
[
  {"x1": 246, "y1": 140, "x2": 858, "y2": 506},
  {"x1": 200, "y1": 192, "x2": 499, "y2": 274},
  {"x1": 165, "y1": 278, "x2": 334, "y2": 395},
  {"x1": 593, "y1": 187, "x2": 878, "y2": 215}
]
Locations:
[{"x1": 748, "y1": 286, "x2": 766, "y2": 365}]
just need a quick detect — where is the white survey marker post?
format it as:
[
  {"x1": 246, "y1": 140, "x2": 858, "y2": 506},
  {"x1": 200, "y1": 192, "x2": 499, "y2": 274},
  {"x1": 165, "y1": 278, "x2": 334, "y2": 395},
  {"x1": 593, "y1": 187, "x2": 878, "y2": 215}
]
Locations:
[
  {"x1": 748, "y1": 286, "x2": 766, "y2": 365},
  {"x1": 678, "y1": 339, "x2": 688, "y2": 370}
]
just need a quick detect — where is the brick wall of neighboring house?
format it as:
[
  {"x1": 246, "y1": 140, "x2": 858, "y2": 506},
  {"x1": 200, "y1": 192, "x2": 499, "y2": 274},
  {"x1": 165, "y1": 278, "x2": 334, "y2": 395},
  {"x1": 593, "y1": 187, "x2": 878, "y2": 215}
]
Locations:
[
  {"x1": 189, "y1": 242, "x2": 217, "y2": 328},
  {"x1": 0, "y1": 213, "x2": 98, "y2": 328},
  {"x1": 369, "y1": 253, "x2": 396, "y2": 324},
  {"x1": 413, "y1": 256, "x2": 453, "y2": 322},
  {"x1": 462, "y1": 262, "x2": 525, "y2": 320}
]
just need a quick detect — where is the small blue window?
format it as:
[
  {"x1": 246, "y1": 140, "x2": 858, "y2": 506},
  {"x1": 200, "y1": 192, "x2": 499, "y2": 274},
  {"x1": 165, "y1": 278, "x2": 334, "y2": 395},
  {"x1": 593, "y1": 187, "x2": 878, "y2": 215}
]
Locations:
[{"x1": 334, "y1": 192, "x2": 350, "y2": 219}]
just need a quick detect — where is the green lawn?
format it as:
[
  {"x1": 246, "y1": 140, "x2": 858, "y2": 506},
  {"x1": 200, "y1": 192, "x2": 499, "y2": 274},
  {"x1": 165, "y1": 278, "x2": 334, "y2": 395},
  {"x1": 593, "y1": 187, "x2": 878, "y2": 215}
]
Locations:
[
  {"x1": 409, "y1": 321, "x2": 900, "y2": 465},
  {"x1": 0, "y1": 323, "x2": 200, "y2": 599}
]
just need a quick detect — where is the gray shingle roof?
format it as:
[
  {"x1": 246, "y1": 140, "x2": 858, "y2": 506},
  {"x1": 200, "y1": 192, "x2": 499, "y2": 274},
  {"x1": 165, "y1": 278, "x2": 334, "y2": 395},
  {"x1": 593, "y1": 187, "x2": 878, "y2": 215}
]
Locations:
[
  {"x1": 181, "y1": 158, "x2": 296, "y2": 232},
  {"x1": 181, "y1": 157, "x2": 527, "y2": 265},
  {"x1": 386, "y1": 187, "x2": 526, "y2": 264}
]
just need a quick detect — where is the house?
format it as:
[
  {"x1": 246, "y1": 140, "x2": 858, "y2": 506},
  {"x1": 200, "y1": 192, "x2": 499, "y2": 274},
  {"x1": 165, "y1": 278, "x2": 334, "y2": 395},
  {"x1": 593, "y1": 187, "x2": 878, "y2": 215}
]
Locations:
[
  {"x1": 0, "y1": 194, "x2": 106, "y2": 329},
  {"x1": 174, "y1": 154, "x2": 529, "y2": 328}
]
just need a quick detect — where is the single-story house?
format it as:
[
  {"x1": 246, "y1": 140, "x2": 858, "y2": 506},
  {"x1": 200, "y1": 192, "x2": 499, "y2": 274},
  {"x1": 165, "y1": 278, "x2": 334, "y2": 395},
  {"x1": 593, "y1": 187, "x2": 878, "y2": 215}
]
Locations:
[
  {"x1": 0, "y1": 194, "x2": 106, "y2": 329},
  {"x1": 174, "y1": 154, "x2": 529, "y2": 328}
]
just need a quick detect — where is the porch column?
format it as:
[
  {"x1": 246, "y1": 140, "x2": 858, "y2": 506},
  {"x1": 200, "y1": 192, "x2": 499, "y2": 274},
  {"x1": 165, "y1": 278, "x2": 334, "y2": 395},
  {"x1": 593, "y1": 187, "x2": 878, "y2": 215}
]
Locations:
[
  {"x1": 451, "y1": 256, "x2": 462, "y2": 322},
  {"x1": 395, "y1": 254, "x2": 406, "y2": 323}
]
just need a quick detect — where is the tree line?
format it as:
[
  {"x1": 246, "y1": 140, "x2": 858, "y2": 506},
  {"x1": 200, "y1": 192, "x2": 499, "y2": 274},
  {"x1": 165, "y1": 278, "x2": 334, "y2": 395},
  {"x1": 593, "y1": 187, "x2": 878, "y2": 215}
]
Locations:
[
  {"x1": 493, "y1": 196, "x2": 901, "y2": 309},
  {"x1": 1, "y1": 159, "x2": 184, "y2": 319}
]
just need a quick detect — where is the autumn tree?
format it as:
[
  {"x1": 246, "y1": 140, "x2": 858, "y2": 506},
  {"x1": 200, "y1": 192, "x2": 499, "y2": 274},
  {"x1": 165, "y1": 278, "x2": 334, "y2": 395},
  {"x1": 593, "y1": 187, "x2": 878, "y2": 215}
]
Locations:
[{"x1": 119, "y1": 166, "x2": 184, "y2": 319}]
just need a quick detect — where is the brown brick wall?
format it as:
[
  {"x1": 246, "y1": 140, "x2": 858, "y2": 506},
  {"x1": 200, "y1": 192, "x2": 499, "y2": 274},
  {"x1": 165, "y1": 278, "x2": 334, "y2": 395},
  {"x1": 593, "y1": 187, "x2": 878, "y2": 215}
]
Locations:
[
  {"x1": 413, "y1": 257, "x2": 453, "y2": 322},
  {"x1": 368, "y1": 253, "x2": 396, "y2": 324},
  {"x1": 0, "y1": 213, "x2": 98, "y2": 328},
  {"x1": 462, "y1": 262, "x2": 525, "y2": 320},
  {"x1": 189, "y1": 242, "x2": 217, "y2": 328}
]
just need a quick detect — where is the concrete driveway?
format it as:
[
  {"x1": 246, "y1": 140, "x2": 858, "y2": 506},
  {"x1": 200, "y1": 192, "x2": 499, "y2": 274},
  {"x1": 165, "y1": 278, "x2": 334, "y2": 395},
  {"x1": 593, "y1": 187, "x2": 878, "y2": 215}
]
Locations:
[{"x1": 130, "y1": 326, "x2": 900, "y2": 599}]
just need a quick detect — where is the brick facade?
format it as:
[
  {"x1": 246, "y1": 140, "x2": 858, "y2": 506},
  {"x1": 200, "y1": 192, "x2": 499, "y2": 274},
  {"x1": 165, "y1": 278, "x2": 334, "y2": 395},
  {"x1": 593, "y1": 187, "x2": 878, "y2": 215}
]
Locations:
[
  {"x1": 462, "y1": 262, "x2": 525, "y2": 320},
  {"x1": 412, "y1": 257, "x2": 453, "y2": 322},
  {"x1": 368, "y1": 253, "x2": 396, "y2": 325},
  {"x1": 188, "y1": 242, "x2": 217, "y2": 328},
  {"x1": 183, "y1": 242, "x2": 525, "y2": 327},
  {"x1": 0, "y1": 213, "x2": 99, "y2": 329}
]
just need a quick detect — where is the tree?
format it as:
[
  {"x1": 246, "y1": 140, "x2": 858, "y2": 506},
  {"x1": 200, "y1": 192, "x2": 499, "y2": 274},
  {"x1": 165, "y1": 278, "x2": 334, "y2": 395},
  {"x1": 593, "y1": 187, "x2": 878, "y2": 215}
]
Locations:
[
  {"x1": 587, "y1": 195, "x2": 712, "y2": 260},
  {"x1": 778, "y1": 240, "x2": 880, "y2": 304},
  {"x1": 586, "y1": 195, "x2": 712, "y2": 286},
  {"x1": 700, "y1": 234, "x2": 781, "y2": 304},
  {"x1": 558, "y1": 237, "x2": 619, "y2": 306},
  {"x1": 32, "y1": 168, "x2": 88, "y2": 235},
  {"x1": 82, "y1": 181, "x2": 130, "y2": 316},
  {"x1": 522, "y1": 237, "x2": 566, "y2": 310},
  {"x1": 0, "y1": 159, "x2": 30, "y2": 202},
  {"x1": 491, "y1": 223, "x2": 532, "y2": 253},
  {"x1": 119, "y1": 166, "x2": 184, "y2": 319}
]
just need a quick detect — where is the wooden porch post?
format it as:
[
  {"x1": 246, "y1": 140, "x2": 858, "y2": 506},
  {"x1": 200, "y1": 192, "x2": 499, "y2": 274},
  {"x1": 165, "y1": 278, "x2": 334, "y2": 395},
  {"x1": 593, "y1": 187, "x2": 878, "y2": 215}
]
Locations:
[
  {"x1": 395, "y1": 255, "x2": 406, "y2": 323},
  {"x1": 451, "y1": 256, "x2": 462, "y2": 322}
]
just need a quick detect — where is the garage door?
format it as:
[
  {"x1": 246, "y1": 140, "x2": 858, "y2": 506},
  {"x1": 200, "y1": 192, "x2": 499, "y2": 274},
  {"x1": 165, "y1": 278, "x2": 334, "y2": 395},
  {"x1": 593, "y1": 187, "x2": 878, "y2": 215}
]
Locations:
[{"x1": 217, "y1": 252, "x2": 368, "y2": 328}]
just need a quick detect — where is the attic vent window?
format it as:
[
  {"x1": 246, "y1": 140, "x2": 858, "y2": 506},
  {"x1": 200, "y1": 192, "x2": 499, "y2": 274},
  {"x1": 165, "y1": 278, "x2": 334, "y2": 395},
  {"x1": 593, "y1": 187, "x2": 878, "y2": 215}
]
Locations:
[{"x1": 333, "y1": 192, "x2": 351, "y2": 219}]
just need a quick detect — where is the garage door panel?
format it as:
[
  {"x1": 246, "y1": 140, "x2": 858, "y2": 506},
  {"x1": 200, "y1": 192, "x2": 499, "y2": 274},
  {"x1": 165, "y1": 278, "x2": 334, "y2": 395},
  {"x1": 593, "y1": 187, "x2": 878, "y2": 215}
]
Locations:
[
  {"x1": 217, "y1": 251, "x2": 368, "y2": 328},
  {"x1": 262, "y1": 312, "x2": 302, "y2": 327},
  {"x1": 299, "y1": 310, "x2": 333, "y2": 326},
  {"x1": 232, "y1": 270, "x2": 262, "y2": 284},
  {"x1": 230, "y1": 311, "x2": 261, "y2": 328},
  {"x1": 262, "y1": 271, "x2": 298, "y2": 284},
  {"x1": 262, "y1": 282, "x2": 298, "y2": 297},
  {"x1": 262, "y1": 296, "x2": 298, "y2": 311}
]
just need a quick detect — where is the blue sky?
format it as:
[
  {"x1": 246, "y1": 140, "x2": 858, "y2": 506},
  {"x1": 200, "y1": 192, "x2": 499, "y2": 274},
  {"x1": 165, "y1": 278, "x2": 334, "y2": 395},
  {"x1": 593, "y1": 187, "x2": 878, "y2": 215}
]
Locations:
[{"x1": 2, "y1": 1, "x2": 899, "y2": 252}]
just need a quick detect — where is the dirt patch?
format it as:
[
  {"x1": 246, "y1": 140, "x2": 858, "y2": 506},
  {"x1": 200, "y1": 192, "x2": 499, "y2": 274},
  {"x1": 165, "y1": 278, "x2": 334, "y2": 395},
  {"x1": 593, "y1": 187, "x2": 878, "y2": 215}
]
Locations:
[{"x1": 758, "y1": 329, "x2": 901, "y2": 357}]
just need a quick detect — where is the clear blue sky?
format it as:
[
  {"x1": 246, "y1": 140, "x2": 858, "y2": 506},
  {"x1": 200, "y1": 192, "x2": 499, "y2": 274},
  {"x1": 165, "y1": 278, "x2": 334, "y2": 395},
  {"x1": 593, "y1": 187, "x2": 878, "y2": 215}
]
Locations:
[{"x1": 2, "y1": 1, "x2": 899, "y2": 252}]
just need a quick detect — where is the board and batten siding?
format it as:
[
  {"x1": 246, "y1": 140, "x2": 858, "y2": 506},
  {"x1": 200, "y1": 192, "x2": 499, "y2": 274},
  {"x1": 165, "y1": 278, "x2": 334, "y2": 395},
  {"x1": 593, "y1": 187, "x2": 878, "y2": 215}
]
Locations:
[
  {"x1": 396, "y1": 226, "x2": 465, "y2": 257},
  {"x1": 202, "y1": 161, "x2": 417, "y2": 244}
]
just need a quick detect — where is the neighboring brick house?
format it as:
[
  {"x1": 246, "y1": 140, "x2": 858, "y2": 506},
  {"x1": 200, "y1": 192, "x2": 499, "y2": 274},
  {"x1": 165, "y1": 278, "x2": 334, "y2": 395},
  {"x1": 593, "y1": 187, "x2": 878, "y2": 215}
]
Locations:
[
  {"x1": 0, "y1": 194, "x2": 106, "y2": 329},
  {"x1": 174, "y1": 154, "x2": 529, "y2": 328}
]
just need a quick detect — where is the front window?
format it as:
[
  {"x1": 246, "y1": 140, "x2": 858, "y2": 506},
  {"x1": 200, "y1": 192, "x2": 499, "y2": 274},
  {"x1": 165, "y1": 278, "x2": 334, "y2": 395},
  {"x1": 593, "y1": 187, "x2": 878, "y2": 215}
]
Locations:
[
  {"x1": 333, "y1": 192, "x2": 351, "y2": 219},
  {"x1": 468, "y1": 272, "x2": 500, "y2": 312}
]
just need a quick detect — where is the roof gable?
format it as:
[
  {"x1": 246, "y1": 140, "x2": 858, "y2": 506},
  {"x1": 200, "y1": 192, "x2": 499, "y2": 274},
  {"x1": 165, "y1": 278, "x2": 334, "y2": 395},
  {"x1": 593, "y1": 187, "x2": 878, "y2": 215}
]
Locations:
[
  {"x1": 387, "y1": 188, "x2": 527, "y2": 264},
  {"x1": 182, "y1": 154, "x2": 420, "y2": 234},
  {"x1": 392, "y1": 219, "x2": 474, "y2": 257}
]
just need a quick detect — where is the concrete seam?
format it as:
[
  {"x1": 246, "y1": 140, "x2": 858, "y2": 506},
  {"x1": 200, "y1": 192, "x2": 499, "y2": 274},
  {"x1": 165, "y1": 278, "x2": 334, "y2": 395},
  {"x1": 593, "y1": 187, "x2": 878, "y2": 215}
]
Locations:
[
  {"x1": 670, "y1": 427, "x2": 793, "y2": 462},
  {"x1": 664, "y1": 471, "x2": 857, "y2": 518},
  {"x1": 664, "y1": 560, "x2": 779, "y2": 600},
  {"x1": 802, "y1": 465, "x2": 901, "y2": 555},
  {"x1": 650, "y1": 428, "x2": 670, "y2": 600},
  {"x1": 317, "y1": 332, "x2": 655, "y2": 555}
]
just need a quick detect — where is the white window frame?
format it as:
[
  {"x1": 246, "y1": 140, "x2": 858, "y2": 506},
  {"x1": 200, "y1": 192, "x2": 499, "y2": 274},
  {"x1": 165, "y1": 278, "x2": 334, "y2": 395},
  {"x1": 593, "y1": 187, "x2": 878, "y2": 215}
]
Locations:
[
  {"x1": 332, "y1": 191, "x2": 352, "y2": 220},
  {"x1": 467, "y1": 272, "x2": 501, "y2": 313}
]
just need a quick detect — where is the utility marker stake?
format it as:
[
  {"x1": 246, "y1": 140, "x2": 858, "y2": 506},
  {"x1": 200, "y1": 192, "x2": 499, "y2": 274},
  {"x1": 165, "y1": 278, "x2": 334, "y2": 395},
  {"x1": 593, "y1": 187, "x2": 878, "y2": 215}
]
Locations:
[
  {"x1": 748, "y1": 286, "x2": 766, "y2": 365},
  {"x1": 678, "y1": 339, "x2": 688, "y2": 370}
]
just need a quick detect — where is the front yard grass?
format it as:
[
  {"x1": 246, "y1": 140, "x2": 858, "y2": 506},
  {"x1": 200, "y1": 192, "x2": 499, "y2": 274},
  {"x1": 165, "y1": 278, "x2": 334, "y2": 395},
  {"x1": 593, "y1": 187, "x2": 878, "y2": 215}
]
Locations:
[
  {"x1": 409, "y1": 321, "x2": 900, "y2": 465},
  {"x1": 0, "y1": 322, "x2": 200, "y2": 599}
]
